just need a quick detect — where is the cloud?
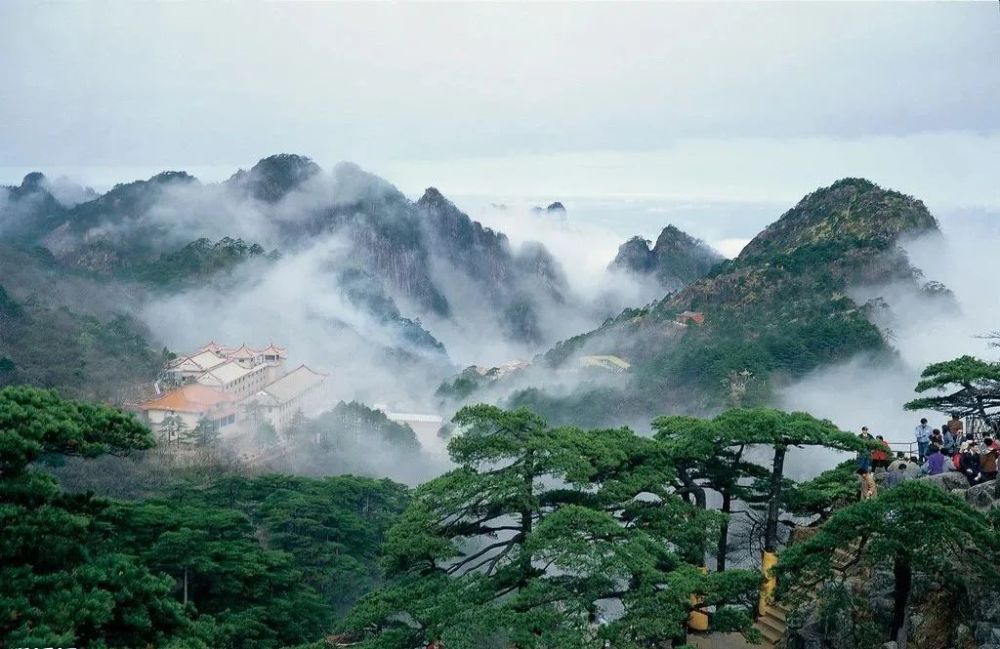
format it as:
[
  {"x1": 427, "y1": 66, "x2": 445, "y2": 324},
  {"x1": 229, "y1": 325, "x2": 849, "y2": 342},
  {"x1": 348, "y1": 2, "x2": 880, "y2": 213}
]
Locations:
[{"x1": 2, "y1": 3, "x2": 997, "y2": 178}]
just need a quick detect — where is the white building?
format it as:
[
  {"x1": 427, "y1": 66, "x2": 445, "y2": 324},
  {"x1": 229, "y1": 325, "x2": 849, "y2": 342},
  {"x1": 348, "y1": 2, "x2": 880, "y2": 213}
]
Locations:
[
  {"x1": 165, "y1": 342, "x2": 287, "y2": 387},
  {"x1": 247, "y1": 364, "x2": 327, "y2": 433},
  {"x1": 196, "y1": 360, "x2": 271, "y2": 399}
]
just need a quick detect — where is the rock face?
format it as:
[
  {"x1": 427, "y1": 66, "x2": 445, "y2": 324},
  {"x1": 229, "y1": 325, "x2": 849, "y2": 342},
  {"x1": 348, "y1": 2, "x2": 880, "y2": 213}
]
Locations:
[
  {"x1": 416, "y1": 187, "x2": 571, "y2": 343},
  {"x1": 921, "y1": 471, "x2": 971, "y2": 493},
  {"x1": 962, "y1": 479, "x2": 1000, "y2": 510},
  {"x1": 609, "y1": 225, "x2": 723, "y2": 292}
]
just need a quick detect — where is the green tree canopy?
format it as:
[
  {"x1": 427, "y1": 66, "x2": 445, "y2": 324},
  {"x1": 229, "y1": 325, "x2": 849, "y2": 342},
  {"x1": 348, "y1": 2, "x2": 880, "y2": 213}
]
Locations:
[
  {"x1": 783, "y1": 460, "x2": 858, "y2": 524},
  {"x1": 652, "y1": 414, "x2": 770, "y2": 570},
  {"x1": 905, "y1": 355, "x2": 1000, "y2": 433},
  {"x1": 341, "y1": 405, "x2": 760, "y2": 649},
  {"x1": 0, "y1": 387, "x2": 196, "y2": 647},
  {"x1": 0, "y1": 385, "x2": 154, "y2": 476}
]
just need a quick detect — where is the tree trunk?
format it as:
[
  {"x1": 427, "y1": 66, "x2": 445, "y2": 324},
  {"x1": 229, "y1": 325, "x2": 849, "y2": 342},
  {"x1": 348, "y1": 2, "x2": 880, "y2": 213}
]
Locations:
[
  {"x1": 678, "y1": 468, "x2": 706, "y2": 509},
  {"x1": 764, "y1": 445, "x2": 786, "y2": 553},
  {"x1": 717, "y1": 490, "x2": 731, "y2": 571},
  {"x1": 183, "y1": 565, "x2": 189, "y2": 606},
  {"x1": 891, "y1": 553, "x2": 912, "y2": 641},
  {"x1": 518, "y1": 449, "x2": 535, "y2": 584}
]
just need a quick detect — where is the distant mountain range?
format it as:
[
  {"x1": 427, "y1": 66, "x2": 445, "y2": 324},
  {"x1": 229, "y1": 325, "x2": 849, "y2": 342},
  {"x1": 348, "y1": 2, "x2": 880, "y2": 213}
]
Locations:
[
  {"x1": 1, "y1": 161, "x2": 947, "y2": 421},
  {"x1": 2, "y1": 155, "x2": 661, "y2": 401}
]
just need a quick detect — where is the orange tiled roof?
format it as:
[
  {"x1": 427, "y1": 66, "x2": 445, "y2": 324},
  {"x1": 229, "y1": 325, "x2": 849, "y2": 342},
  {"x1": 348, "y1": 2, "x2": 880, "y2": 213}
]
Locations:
[{"x1": 140, "y1": 384, "x2": 236, "y2": 414}]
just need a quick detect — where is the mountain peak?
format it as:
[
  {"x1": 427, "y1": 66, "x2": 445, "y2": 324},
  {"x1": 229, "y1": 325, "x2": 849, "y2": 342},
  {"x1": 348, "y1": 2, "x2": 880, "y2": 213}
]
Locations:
[
  {"x1": 610, "y1": 225, "x2": 722, "y2": 291},
  {"x1": 229, "y1": 154, "x2": 321, "y2": 203},
  {"x1": 418, "y1": 187, "x2": 450, "y2": 208},
  {"x1": 738, "y1": 178, "x2": 938, "y2": 262},
  {"x1": 149, "y1": 170, "x2": 197, "y2": 185},
  {"x1": 20, "y1": 172, "x2": 47, "y2": 191}
]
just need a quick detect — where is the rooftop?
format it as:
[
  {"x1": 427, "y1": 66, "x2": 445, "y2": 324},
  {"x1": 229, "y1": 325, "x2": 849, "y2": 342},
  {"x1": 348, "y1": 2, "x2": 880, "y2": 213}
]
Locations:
[
  {"x1": 140, "y1": 384, "x2": 236, "y2": 413},
  {"x1": 198, "y1": 360, "x2": 261, "y2": 385},
  {"x1": 168, "y1": 350, "x2": 229, "y2": 373},
  {"x1": 257, "y1": 364, "x2": 326, "y2": 404}
]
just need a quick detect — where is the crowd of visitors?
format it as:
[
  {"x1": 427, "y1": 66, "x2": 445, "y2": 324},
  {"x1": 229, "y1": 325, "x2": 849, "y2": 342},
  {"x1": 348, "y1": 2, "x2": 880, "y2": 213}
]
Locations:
[{"x1": 855, "y1": 413, "x2": 1000, "y2": 500}]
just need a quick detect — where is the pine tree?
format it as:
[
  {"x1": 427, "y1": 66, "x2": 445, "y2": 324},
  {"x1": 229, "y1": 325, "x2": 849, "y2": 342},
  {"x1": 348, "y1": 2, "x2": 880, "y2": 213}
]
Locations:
[
  {"x1": 778, "y1": 480, "x2": 1000, "y2": 642},
  {"x1": 340, "y1": 405, "x2": 760, "y2": 649}
]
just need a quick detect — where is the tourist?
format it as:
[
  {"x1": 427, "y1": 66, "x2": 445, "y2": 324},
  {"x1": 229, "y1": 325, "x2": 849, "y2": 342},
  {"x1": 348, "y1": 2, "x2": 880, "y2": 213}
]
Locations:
[
  {"x1": 921, "y1": 445, "x2": 946, "y2": 476},
  {"x1": 981, "y1": 439, "x2": 999, "y2": 483},
  {"x1": 948, "y1": 413, "x2": 965, "y2": 439},
  {"x1": 914, "y1": 418, "x2": 933, "y2": 462},
  {"x1": 884, "y1": 462, "x2": 911, "y2": 488},
  {"x1": 872, "y1": 435, "x2": 890, "y2": 470},
  {"x1": 858, "y1": 467, "x2": 877, "y2": 500},
  {"x1": 942, "y1": 426, "x2": 957, "y2": 455},
  {"x1": 930, "y1": 429, "x2": 944, "y2": 448},
  {"x1": 857, "y1": 429, "x2": 874, "y2": 472},
  {"x1": 960, "y1": 442, "x2": 982, "y2": 486}
]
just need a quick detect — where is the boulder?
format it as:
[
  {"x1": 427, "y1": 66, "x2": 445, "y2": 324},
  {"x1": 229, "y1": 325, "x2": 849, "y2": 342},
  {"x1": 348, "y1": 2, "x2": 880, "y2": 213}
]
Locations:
[
  {"x1": 976, "y1": 622, "x2": 1000, "y2": 645},
  {"x1": 965, "y1": 480, "x2": 999, "y2": 510},
  {"x1": 921, "y1": 471, "x2": 968, "y2": 492}
]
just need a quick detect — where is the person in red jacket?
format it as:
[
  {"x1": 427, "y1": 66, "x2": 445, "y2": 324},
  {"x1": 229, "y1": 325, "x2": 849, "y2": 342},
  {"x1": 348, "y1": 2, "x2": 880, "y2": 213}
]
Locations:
[{"x1": 871, "y1": 434, "x2": 890, "y2": 470}]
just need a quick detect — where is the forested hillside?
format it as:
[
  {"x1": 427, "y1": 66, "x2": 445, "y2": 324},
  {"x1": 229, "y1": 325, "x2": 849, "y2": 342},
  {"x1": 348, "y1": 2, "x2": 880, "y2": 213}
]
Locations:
[{"x1": 510, "y1": 179, "x2": 944, "y2": 424}]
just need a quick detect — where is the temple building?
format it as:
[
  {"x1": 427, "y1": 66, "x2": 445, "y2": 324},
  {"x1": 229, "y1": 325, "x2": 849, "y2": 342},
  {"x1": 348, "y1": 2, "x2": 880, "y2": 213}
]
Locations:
[
  {"x1": 140, "y1": 384, "x2": 238, "y2": 432},
  {"x1": 142, "y1": 342, "x2": 325, "y2": 440},
  {"x1": 164, "y1": 342, "x2": 287, "y2": 388}
]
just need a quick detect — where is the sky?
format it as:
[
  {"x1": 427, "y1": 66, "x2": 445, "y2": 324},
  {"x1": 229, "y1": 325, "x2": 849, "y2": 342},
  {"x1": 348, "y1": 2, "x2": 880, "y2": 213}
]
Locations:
[{"x1": 1, "y1": 1, "x2": 998, "y2": 212}]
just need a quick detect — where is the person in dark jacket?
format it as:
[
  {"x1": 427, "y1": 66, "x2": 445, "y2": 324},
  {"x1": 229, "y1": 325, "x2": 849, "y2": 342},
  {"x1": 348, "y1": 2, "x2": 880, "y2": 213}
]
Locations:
[
  {"x1": 960, "y1": 442, "x2": 982, "y2": 485},
  {"x1": 857, "y1": 429, "x2": 874, "y2": 472},
  {"x1": 981, "y1": 438, "x2": 999, "y2": 483},
  {"x1": 942, "y1": 427, "x2": 957, "y2": 455}
]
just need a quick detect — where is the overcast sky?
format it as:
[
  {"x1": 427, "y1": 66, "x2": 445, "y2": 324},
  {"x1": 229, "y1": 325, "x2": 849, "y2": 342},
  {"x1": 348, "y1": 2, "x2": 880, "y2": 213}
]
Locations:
[{"x1": 1, "y1": 1, "x2": 998, "y2": 207}]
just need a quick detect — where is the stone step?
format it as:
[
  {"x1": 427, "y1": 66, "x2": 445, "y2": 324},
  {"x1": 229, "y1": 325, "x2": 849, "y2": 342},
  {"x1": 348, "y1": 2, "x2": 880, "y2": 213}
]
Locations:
[
  {"x1": 771, "y1": 600, "x2": 792, "y2": 615},
  {"x1": 758, "y1": 613, "x2": 786, "y2": 636},
  {"x1": 763, "y1": 604, "x2": 787, "y2": 622},
  {"x1": 756, "y1": 620, "x2": 783, "y2": 644}
]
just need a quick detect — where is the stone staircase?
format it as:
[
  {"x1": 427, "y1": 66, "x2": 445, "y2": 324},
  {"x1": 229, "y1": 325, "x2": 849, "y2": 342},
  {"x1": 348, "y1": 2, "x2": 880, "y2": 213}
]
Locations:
[
  {"x1": 751, "y1": 545, "x2": 855, "y2": 647},
  {"x1": 754, "y1": 600, "x2": 791, "y2": 647}
]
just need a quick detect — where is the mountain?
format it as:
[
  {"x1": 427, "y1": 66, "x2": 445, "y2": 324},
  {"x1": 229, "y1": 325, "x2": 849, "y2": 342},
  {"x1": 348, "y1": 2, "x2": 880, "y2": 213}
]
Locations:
[
  {"x1": 610, "y1": 225, "x2": 724, "y2": 292},
  {"x1": 0, "y1": 156, "x2": 594, "y2": 402},
  {"x1": 0, "y1": 279, "x2": 165, "y2": 403},
  {"x1": 518, "y1": 178, "x2": 944, "y2": 423},
  {"x1": 0, "y1": 172, "x2": 95, "y2": 243}
]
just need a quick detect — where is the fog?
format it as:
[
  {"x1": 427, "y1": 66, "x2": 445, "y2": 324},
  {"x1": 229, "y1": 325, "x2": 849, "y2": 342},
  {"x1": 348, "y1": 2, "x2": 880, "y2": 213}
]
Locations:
[{"x1": 87, "y1": 161, "x2": 658, "y2": 414}]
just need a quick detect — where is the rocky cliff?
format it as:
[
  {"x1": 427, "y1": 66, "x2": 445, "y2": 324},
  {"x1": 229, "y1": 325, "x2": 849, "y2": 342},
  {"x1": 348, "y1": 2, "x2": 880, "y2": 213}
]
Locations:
[{"x1": 609, "y1": 224, "x2": 723, "y2": 292}]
